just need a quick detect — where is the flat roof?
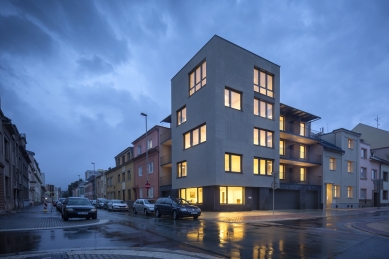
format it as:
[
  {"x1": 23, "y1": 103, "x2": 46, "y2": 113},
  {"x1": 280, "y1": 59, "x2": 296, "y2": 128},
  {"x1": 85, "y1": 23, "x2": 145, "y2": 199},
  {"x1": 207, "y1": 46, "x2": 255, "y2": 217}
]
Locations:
[{"x1": 280, "y1": 103, "x2": 321, "y2": 122}]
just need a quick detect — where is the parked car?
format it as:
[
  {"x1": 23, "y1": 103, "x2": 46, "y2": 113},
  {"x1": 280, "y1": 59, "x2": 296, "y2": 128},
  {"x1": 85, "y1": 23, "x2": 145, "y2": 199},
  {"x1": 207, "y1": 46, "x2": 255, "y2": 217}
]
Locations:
[
  {"x1": 61, "y1": 197, "x2": 97, "y2": 221},
  {"x1": 52, "y1": 200, "x2": 58, "y2": 208},
  {"x1": 91, "y1": 200, "x2": 97, "y2": 207},
  {"x1": 154, "y1": 197, "x2": 201, "y2": 220},
  {"x1": 96, "y1": 198, "x2": 107, "y2": 209},
  {"x1": 107, "y1": 199, "x2": 129, "y2": 212},
  {"x1": 103, "y1": 200, "x2": 111, "y2": 210},
  {"x1": 133, "y1": 199, "x2": 156, "y2": 215},
  {"x1": 56, "y1": 198, "x2": 67, "y2": 212}
]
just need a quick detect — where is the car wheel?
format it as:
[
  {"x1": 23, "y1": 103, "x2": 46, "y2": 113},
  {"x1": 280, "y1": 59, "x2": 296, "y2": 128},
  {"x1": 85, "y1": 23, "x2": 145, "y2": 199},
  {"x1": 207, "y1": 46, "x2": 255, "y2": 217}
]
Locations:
[
  {"x1": 144, "y1": 209, "x2": 148, "y2": 215},
  {"x1": 133, "y1": 207, "x2": 137, "y2": 214},
  {"x1": 173, "y1": 210, "x2": 179, "y2": 220},
  {"x1": 156, "y1": 209, "x2": 161, "y2": 218},
  {"x1": 193, "y1": 216, "x2": 198, "y2": 220}
]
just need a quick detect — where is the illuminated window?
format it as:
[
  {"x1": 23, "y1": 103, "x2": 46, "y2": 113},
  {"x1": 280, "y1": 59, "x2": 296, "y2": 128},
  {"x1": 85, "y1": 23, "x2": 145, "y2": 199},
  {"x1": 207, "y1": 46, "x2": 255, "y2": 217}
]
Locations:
[
  {"x1": 253, "y1": 157, "x2": 273, "y2": 176},
  {"x1": 225, "y1": 88, "x2": 241, "y2": 110},
  {"x1": 348, "y1": 139, "x2": 353, "y2": 149},
  {"x1": 184, "y1": 124, "x2": 206, "y2": 149},
  {"x1": 347, "y1": 186, "x2": 353, "y2": 198},
  {"x1": 300, "y1": 145, "x2": 306, "y2": 159},
  {"x1": 254, "y1": 68, "x2": 273, "y2": 97},
  {"x1": 279, "y1": 164, "x2": 285, "y2": 180},
  {"x1": 329, "y1": 158, "x2": 336, "y2": 170},
  {"x1": 280, "y1": 140, "x2": 285, "y2": 155},
  {"x1": 347, "y1": 161, "x2": 353, "y2": 173},
  {"x1": 220, "y1": 186, "x2": 243, "y2": 204},
  {"x1": 225, "y1": 153, "x2": 242, "y2": 173},
  {"x1": 254, "y1": 99, "x2": 273, "y2": 119},
  {"x1": 280, "y1": 116, "x2": 285, "y2": 131},
  {"x1": 300, "y1": 122, "x2": 306, "y2": 136},
  {"x1": 189, "y1": 61, "x2": 206, "y2": 96},
  {"x1": 177, "y1": 106, "x2": 187, "y2": 126},
  {"x1": 254, "y1": 128, "x2": 273, "y2": 148},
  {"x1": 334, "y1": 185, "x2": 340, "y2": 198},
  {"x1": 177, "y1": 161, "x2": 187, "y2": 178},
  {"x1": 360, "y1": 167, "x2": 367, "y2": 179},
  {"x1": 300, "y1": 168, "x2": 306, "y2": 182},
  {"x1": 179, "y1": 187, "x2": 203, "y2": 204}
]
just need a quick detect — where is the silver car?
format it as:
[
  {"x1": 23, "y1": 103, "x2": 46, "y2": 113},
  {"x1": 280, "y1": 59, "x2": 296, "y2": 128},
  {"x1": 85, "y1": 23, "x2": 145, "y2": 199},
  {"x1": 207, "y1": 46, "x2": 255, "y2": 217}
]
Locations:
[
  {"x1": 107, "y1": 200, "x2": 129, "y2": 212},
  {"x1": 133, "y1": 199, "x2": 156, "y2": 215}
]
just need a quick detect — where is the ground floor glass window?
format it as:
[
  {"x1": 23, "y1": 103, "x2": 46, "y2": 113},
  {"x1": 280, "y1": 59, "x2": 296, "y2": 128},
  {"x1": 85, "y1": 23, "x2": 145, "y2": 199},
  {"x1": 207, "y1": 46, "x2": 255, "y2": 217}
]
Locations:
[
  {"x1": 179, "y1": 187, "x2": 203, "y2": 204},
  {"x1": 220, "y1": 186, "x2": 243, "y2": 204}
]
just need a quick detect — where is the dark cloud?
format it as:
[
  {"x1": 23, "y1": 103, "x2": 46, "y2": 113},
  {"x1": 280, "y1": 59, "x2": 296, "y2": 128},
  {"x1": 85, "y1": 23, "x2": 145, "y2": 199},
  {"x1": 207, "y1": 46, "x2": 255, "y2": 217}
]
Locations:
[
  {"x1": 77, "y1": 55, "x2": 114, "y2": 76},
  {"x1": 0, "y1": 15, "x2": 54, "y2": 57}
]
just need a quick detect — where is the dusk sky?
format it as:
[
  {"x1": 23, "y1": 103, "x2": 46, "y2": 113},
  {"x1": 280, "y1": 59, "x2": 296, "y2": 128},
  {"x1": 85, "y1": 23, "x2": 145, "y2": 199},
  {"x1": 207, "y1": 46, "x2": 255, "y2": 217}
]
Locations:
[{"x1": 1, "y1": 0, "x2": 388, "y2": 190}]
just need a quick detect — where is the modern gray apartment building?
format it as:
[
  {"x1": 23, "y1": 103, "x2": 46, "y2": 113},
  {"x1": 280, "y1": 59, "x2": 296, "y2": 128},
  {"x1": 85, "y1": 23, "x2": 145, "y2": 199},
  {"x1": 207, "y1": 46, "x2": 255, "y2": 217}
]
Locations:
[{"x1": 170, "y1": 36, "x2": 280, "y2": 211}]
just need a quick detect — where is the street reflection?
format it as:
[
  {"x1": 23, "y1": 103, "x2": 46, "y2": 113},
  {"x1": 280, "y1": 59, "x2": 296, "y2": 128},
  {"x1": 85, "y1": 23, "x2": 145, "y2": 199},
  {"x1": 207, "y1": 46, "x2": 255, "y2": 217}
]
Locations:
[
  {"x1": 0, "y1": 231, "x2": 40, "y2": 254},
  {"x1": 217, "y1": 222, "x2": 243, "y2": 243},
  {"x1": 186, "y1": 221, "x2": 204, "y2": 242}
]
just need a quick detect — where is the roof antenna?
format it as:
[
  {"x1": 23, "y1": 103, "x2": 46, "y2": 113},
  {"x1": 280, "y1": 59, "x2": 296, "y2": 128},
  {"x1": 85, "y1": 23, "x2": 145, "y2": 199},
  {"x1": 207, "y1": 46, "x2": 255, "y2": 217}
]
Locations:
[{"x1": 375, "y1": 115, "x2": 383, "y2": 128}]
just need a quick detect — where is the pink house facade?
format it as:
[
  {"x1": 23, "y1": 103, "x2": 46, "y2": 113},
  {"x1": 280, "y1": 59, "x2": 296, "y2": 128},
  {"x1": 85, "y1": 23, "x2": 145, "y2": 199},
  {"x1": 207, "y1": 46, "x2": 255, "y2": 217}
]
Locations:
[{"x1": 132, "y1": 126, "x2": 161, "y2": 200}]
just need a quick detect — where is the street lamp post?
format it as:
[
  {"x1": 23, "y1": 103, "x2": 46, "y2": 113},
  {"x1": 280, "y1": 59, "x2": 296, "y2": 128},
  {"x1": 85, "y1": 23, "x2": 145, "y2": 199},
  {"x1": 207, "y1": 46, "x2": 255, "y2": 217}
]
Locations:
[
  {"x1": 141, "y1": 112, "x2": 149, "y2": 198},
  {"x1": 91, "y1": 162, "x2": 96, "y2": 200}
]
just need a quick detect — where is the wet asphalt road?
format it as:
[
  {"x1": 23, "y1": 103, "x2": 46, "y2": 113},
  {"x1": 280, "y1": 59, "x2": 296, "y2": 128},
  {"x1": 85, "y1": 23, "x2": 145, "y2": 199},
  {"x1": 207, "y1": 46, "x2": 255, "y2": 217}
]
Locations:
[{"x1": 1, "y1": 208, "x2": 389, "y2": 258}]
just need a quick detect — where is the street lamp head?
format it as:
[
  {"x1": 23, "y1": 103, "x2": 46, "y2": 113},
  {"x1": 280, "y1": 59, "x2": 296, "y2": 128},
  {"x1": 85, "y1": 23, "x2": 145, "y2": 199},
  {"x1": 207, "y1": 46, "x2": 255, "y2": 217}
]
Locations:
[
  {"x1": 141, "y1": 112, "x2": 147, "y2": 117},
  {"x1": 91, "y1": 162, "x2": 95, "y2": 165}
]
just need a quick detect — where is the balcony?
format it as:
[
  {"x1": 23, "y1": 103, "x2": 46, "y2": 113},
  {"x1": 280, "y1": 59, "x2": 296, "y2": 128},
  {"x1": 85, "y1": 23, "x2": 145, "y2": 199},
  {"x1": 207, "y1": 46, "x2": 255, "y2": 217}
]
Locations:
[
  {"x1": 160, "y1": 153, "x2": 172, "y2": 166},
  {"x1": 280, "y1": 149, "x2": 322, "y2": 167},
  {"x1": 160, "y1": 175, "x2": 172, "y2": 186},
  {"x1": 160, "y1": 129, "x2": 171, "y2": 145},
  {"x1": 280, "y1": 122, "x2": 320, "y2": 145}
]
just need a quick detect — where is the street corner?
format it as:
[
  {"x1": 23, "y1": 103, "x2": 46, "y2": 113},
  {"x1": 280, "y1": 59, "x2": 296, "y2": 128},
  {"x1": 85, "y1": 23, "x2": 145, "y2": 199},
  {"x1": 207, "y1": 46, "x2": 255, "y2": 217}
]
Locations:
[{"x1": 353, "y1": 219, "x2": 389, "y2": 237}]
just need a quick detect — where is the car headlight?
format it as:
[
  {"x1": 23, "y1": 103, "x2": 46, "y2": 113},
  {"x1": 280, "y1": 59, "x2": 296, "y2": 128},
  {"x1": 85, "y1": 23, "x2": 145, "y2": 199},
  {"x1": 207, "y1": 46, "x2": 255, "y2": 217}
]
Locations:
[
  {"x1": 90, "y1": 208, "x2": 97, "y2": 212},
  {"x1": 180, "y1": 208, "x2": 188, "y2": 211},
  {"x1": 66, "y1": 208, "x2": 73, "y2": 211}
]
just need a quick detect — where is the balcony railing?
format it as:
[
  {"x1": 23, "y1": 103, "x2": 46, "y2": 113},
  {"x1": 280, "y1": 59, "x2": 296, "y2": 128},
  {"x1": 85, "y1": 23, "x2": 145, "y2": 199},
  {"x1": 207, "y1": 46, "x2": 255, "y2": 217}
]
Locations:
[
  {"x1": 160, "y1": 153, "x2": 172, "y2": 166},
  {"x1": 280, "y1": 149, "x2": 322, "y2": 164},
  {"x1": 160, "y1": 129, "x2": 171, "y2": 144},
  {"x1": 281, "y1": 122, "x2": 320, "y2": 139},
  {"x1": 160, "y1": 175, "x2": 172, "y2": 186}
]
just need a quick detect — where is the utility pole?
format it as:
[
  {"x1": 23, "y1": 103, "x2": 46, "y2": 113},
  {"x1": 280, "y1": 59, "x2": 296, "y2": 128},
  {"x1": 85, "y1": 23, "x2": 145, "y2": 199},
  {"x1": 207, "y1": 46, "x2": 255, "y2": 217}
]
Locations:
[{"x1": 375, "y1": 116, "x2": 383, "y2": 128}]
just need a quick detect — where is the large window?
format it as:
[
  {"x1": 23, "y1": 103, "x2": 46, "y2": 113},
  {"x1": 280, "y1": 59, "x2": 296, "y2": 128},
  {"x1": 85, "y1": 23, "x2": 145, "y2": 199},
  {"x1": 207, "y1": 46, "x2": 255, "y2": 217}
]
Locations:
[
  {"x1": 177, "y1": 161, "x2": 187, "y2": 178},
  {"x1": 300, "y1": 168, "x2": 306, "y2": 182},
  {"x1": 189, "y1": 61, "x2": 206, "y2": 96},
  {"x1": 334, "y1": 185, "x2": 340, "y2": 198},
  {"x1": 254, "y1": 68, "x2": 273, "y2": 97},
  {"x1": 360, "y1": 167, "x2": 367, "y2": 179},
  {"x1": 225, "y1": 153, "x2": 242, "y2": 173},
  {"x1": 347, "y1": 187, "x2": 353, "y2": 198},
  {"x1": 280, "y1": 140, "x2": 285, "y2": 155},
  {"x1": 177, "y1": 106, "x2": 187, "y2": 126},
  {"x1": 220, "y1": 186, "x2": 243, "y2": 204},
  {"x1": 300, "y1": 145, "x2": 306, "y2": 159},
  {"x1": 279, "y1": 164, "x2": 285, "y2": 180},
  {"x1": 184, "y1": 124, "x2": 206, "y2": 149},
  {"x1": 253, "y1": 158, "x2": 273, "y2": 176},
  {"x1": 225, "y1": 88, "x2": 241, "y2": 110},
  {"x1": 179, "y1": 187, "x2": 203, "y2": 204},
  {"x1": 280, "y1": 116, "x2": 285, "y2": 131},
  {"x1": 254, "y1": 99, "x2": 273, "y2": 119},
  {"x1": 347, "y1": 161, "x2": 353, "y2": 173},
  {"x1": 330, "y1": 158, "x2": 336, "y2": 170},
  {"x1": 254, "y1": 128, "x2": 273, "y2": 148}
]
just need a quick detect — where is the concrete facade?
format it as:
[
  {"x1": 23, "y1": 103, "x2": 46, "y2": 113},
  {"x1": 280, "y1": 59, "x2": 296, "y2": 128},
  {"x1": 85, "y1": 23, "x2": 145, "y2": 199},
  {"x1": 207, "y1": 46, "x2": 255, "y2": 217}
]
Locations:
[{"x1": 171, "y1": 36, "x2": 280, "y2": 211}]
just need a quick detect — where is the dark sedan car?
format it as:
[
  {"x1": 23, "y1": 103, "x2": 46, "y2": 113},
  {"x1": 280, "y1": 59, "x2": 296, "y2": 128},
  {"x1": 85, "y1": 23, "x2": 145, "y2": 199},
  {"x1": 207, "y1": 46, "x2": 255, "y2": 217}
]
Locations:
[
  {"x1": 154, "y1": 197, "x2": 201, "y2": 220},
  {"x1": 61, "y1": 197, "x2": 97, "y2": 221}
]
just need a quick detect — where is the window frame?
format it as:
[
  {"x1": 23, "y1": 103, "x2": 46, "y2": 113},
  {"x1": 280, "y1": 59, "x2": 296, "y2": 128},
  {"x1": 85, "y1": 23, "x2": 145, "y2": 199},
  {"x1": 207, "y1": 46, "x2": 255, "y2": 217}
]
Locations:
[
  {"x1": 177, "y1": 106, "x2": 187, "y2": 126},
  {"x1": 225, "y1": 153, "x2": 242, "y2": 173},
  {"x1": 253, "y1": 157, "x2": 273, "y2": 176},
  {"x1": 334, "y1": 185, "x2": 340, "y2": 198},
  {"x1": 279, "y1": 164, "x2": 285, "y2": 180},
  {"x1": 183, "y1": 124, "x2": 206, "y2": 149},
  {"x1": 138, "y1": 166, "x2": 142, "y2": 176},
  {"x1": 360, "y1": 189, "x2": 367, "y2": 199},
  {"x1": 225, "y1": 87, "x2": 242, "y2": 110},
  {"x1": 348, "y1": 139, "x2": 353, "y2": 149},
  {"x1": 361, "y1": 148, "x2": 367, "y2": 158},
  {"x1": 177, "y1": 161, "x2": 187, "y2": 178},
  {"x1": 254, "y1": 98, "x2": 273, "y2": 119},
  {"x1": 347, "y1": 186, "x2": 353, "y2": 198},
  {"x1": 220, "y1": 186, "x2": 244, "y2": 205},
  {"x1": 189, "y1": 60, "x2": 206, "y2": 96},
  {"x1": 279, "y1": 140, "x2": 285, "y2": 155},
  {"x1": 300, "y1": 167, "x2": 306, "y2": 182},
  {"x1": 254, "y1": 128, "x2": 273, "y2": 148},
  {"x1": 347, "y1": 161, "x2": 353, "y2": 173},
  {"x1": 329, "y1": 158, "x2": 336, "y2": 171},
  {"x1": 372, "y1": 169, "x2": 377, "y2": 180},
  {"x1": 179, "y1": 187, "x2": 203, "y2": 204},
  {"x1": 360, "y1": 167, "x2": 367, "y2": 179},
  {"x1": 253, "y1": 68, "x2": 274, "y2": 98},
  {"x1": 148, "y1": 162, "x2": 153, "y2": 174}
]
